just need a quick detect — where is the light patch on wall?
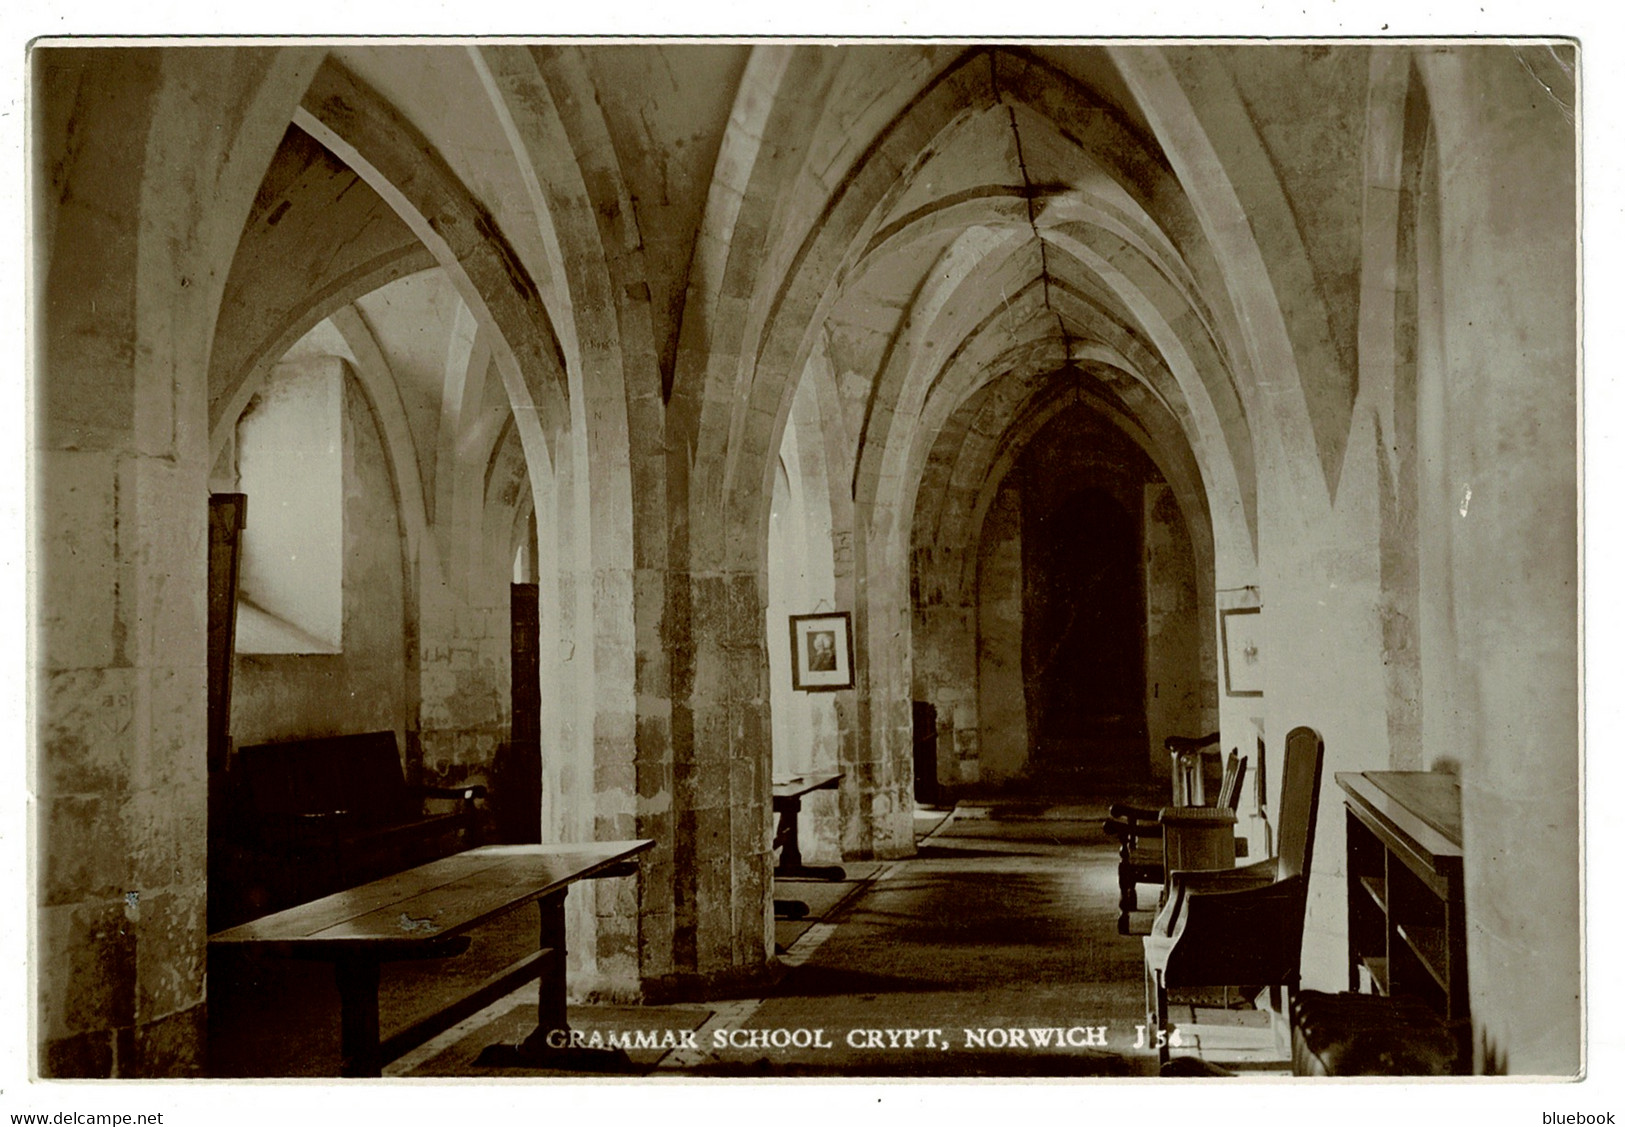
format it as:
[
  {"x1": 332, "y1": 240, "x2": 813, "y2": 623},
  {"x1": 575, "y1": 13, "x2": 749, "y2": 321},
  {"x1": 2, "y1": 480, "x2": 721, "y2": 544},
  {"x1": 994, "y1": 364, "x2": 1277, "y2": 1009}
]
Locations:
[{"x1": 234, "y1": 356, "x2": 345, "y2": 654}]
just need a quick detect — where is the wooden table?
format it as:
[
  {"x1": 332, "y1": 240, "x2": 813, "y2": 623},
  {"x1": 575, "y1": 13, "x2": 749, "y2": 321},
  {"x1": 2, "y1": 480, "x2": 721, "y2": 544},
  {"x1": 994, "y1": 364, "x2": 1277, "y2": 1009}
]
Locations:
[
  {"x1": 772, "y1": 773, "x2": 844, "y2": 919},
  {"x1": 209, "y1": 841, "x2": 653, "y2": 1076}
]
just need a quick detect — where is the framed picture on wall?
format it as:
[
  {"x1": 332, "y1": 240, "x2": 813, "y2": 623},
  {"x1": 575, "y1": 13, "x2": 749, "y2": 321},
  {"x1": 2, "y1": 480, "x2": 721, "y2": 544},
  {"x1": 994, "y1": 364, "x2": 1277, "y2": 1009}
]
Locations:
[
  {"x1": 789, "y1": 612, "x2": 855, "y2": 691},
  {"x1": 1221, "y1": 606, "x2": 1264, "y2": 697}
]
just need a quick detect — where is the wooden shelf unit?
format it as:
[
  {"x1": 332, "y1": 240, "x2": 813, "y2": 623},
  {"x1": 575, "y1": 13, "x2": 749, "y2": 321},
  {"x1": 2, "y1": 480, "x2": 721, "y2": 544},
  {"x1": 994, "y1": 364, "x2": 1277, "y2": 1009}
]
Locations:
[{"x1": 1336, "y1": 772, "x2": 1468, "y2": 1024}]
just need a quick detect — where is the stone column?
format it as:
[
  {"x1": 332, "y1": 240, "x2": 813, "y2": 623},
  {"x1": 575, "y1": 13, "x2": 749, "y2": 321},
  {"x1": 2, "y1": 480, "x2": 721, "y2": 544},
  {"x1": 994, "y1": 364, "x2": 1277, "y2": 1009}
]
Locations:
[
  {"x1": 1142, "y1": 482, "x2": 1206, "y2": 780},
  {"x1": 975, "y1": 485, "x2": 1027, "y2": 785},
  {"x1": 1423, "y1": 46, "x2": 1579, "y2": 1077},
  {"x1": 35, "y1": 47, "x2": 318, "y2": 1077},
  {"x1": 35, "y1": 53, "x2": 213, "y2": 1077}
]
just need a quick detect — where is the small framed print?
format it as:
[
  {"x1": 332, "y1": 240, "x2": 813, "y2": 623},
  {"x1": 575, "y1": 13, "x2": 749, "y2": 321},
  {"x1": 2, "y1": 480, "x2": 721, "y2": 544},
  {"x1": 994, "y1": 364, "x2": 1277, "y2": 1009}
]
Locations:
[
  {"x1": 789, "y1": 612, "x2": 855, "y2": 692},
  {"x1": 1221, "y1": 606, "x2": 1264, "y2": 697}
]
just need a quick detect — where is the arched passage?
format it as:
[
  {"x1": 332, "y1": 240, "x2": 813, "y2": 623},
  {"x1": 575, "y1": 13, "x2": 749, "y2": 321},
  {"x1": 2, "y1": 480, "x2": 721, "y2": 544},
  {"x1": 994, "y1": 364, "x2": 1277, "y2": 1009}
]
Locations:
[
  {"x1": 920, "y1": 385, "x2": 1211, "y2": 794},
  {"x1": 674, "y1": 46, "x2": 1263, "y2": 877}
]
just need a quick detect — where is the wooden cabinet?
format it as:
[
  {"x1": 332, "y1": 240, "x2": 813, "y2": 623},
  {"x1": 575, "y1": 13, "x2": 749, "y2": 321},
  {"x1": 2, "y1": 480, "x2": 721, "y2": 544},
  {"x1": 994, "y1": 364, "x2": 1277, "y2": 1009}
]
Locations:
[{"x1": 1336, "y1": 772, "x2": 1468, "y2": 1023}]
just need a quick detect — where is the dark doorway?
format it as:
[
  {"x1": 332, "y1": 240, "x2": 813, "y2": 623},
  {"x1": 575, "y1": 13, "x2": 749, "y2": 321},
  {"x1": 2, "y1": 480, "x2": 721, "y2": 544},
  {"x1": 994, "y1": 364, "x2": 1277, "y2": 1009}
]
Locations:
[
  {"x1": 1021, "y1": 485, "x2": 1146, "y2": 780},
  {"x1": 493, "y1": 583, "x2": 541, "y2": 843}
]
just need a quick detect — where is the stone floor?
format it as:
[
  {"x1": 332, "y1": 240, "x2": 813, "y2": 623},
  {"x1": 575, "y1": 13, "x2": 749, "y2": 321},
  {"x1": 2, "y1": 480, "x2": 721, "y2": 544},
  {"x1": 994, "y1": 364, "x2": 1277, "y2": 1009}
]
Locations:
[{"x1": 380, "y1": 801, "x2": 1283, "y2": 1079}]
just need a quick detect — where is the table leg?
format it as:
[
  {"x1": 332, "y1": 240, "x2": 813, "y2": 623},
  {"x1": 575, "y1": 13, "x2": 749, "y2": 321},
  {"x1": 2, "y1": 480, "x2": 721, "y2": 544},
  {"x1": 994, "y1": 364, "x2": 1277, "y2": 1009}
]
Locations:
[
  {"x1": 533, "y1": 892, "x2": 568, "y2": 1041},
  {"x1": 476, "y1": 891, "x2": 635, "y2": 1072},
  {"x1": 334, "y1": 957, "x2": 382, "y2": 1078},
  {"x1": 774, "y1": 796, "x2": 846, "y2": 884},
  {"x1": 778, "y1": 796, "x2": 806, "y2": 870},
  {"x1": 773, "y1": 797, "x2": 810, "y2": 918}
]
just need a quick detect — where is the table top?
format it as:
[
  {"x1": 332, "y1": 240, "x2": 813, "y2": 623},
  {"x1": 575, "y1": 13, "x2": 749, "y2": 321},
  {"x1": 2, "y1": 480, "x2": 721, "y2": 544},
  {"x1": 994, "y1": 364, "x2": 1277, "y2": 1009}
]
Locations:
[
  {"x1": 1336, "y1": 771, "x2": 1462, "y2": 873},
  {"x1": 209, "y1": 841, "x2": 654, "y2": 956},
  {"x1": 773, "y1": 772, "x2": 843, "y2": 799}
]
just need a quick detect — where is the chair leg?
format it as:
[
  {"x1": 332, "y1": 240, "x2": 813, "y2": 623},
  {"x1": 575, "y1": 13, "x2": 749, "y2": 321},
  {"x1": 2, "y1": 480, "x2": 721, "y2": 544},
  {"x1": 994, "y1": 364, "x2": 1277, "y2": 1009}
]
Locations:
[
  {"x1": 1273, "y1": 984, "x2": 1293, "y2": 1059},
  {"x1": 1155, "y1": 975, "x2": 1171, "y2": 1069},
  {"x1": 1143, "y1": 962, "x2": 1172, "y2": 1069},
  {"x1": 1274, "y1": 978, "x2": 1298, "y2": 1058},
  {"x1": 1143, "y1": 960, "x2": 1156, "y2": 1048},
  {"x1": 1118, "y1": 841, "x2": 1138, "y2": 912}
]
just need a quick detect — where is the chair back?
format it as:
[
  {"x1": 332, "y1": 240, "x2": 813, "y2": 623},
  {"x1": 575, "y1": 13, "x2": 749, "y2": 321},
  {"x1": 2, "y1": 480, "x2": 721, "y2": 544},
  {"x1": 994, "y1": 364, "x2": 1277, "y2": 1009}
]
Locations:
[
  {"x1": 1167, "y1": 731, "x2": 1220, "y2": 805},
  {"x1": 1215, "y1": 750, "x2": 1248, "y2": 812},
  {"x1": 1275, "y1": 726, "x2": 1326, "y2": 880}
]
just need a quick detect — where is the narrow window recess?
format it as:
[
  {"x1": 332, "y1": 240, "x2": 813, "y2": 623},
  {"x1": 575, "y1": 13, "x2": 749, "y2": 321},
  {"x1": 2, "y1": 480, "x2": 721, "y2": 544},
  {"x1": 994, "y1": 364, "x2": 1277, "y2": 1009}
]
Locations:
[{"x1": 233, "y1": 355, "x2": 345, "y2": 655}]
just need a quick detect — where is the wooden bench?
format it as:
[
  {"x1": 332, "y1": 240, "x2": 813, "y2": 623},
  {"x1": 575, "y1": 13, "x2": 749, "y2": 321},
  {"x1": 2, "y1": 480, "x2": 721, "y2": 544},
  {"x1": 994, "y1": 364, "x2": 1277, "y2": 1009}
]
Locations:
[
  {"x1": 214, "y1": 732, "x2": 485, "y2": 926},
  {"x1": 772, "y1": 772, "x2": 844, "y2": 919},
  {"x1": 209, "y1": 841, "x2": 654, "y2": 1076}
]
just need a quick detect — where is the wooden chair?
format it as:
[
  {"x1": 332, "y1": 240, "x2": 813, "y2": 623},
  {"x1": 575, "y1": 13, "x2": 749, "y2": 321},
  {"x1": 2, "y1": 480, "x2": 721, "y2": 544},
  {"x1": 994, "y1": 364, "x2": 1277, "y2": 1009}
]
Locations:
[
  {"x1": 1102, "y1": 730, "x2": 1220, "y2": 887},
  {"x1": 1142, "y1": 725, "x2": 1326, "y2": 1068},
  {"x1": 1104, "y1": 749, "x2": 1246, "y2": 935}
]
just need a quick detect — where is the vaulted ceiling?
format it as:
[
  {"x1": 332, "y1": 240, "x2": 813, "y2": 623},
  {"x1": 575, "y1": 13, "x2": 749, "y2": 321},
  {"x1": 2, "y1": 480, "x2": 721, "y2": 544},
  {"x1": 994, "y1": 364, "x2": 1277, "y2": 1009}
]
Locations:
[{"x1": 203, "y1": 43, "x2": 1383, "y2": 582}]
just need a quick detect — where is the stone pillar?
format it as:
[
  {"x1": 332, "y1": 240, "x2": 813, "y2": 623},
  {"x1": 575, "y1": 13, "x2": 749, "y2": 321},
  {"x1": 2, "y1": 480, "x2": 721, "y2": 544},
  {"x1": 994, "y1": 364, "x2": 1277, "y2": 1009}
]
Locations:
[
  {"x1": 39, "y1": 447, "x2": 210, "y2": 1077},
  {"x1": 34, "y1": 47, "x2": 315, "y2": 1077},
  {"x1": 846, "y1": 510, "x2": 918, "y2": 860},
  {"x1": 661, "y1": 567, "x2": 775, "y2": 993},
  {"x1": 35, "y1": 48, "x2": 219, "y2": 1084},
  {"x1": 910, "y1": 594, "x2": 978, "y2": 791},
  {"x1": 414, "y1": 577, "x2": 508, "y2": 789},
  {"x1": 1423, "y1": 46, "x2": 1579, "y2": 1076},
  {"x1": 629, "y1": 561, "x2": 676, "y2": 988},
  {"x1": 1142, "y1": 482, "x2": 1205, "y2": 780},
  {"x1": 36, "y1": 50, "x2": 214, "y2": 1077},
  {"x1": 975, "y1": 485, "x2": 1027, "y2": 785}
]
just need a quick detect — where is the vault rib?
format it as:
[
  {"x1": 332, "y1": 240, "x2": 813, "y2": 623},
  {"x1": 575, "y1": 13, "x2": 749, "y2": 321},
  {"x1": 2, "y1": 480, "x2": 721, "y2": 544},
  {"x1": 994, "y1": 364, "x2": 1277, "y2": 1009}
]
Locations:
[{"x1": 1004, "y1": 102, "x2": 1071, "y2": 365}]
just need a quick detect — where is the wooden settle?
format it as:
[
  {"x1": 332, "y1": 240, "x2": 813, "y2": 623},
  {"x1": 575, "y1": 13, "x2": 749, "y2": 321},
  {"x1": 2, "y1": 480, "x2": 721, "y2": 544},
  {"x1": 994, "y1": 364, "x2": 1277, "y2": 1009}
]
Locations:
[{"x1": 212, "y1": 731, "x2": 485, "y2": 927}]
